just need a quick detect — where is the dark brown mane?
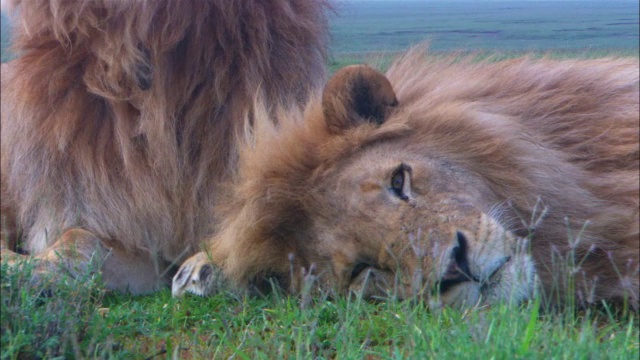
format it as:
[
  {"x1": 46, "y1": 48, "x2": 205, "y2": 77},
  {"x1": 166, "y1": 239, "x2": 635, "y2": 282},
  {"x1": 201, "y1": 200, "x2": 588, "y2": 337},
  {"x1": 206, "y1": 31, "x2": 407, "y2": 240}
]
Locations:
[{"x1": 1, "y1": 0, "x2": 330, "y2": 289}]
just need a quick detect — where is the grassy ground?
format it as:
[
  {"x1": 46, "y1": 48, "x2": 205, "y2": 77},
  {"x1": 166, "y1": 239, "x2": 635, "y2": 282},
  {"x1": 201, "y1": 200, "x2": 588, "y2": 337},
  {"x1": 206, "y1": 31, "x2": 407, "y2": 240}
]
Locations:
[{"x1": 2, "y1": 258, "x2": 638, "y2": 359}]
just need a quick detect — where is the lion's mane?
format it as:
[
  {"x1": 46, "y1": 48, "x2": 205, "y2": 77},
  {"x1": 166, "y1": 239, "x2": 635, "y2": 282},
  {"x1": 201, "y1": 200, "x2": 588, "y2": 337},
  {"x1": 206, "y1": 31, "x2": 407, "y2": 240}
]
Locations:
[
  {"x1": 207, "y1": 48, "x2": 639, "y2": 307},
  {"x1": 1, "y1": 0, "x2": 330, "y2": 275}
]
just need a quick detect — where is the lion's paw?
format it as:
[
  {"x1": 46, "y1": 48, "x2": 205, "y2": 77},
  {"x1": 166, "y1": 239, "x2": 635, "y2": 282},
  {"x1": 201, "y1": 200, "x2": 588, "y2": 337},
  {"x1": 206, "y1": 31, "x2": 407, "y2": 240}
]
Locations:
[{"x1": 172, "y1": 252, "x2": 226, "y2": 297}]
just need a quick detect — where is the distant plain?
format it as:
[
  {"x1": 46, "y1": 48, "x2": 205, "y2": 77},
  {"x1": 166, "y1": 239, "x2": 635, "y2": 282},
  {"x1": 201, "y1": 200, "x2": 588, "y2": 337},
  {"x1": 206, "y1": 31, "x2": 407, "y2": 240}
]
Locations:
[{"x1": 329, "y1": 0, "x2": 639, "y2": 54}]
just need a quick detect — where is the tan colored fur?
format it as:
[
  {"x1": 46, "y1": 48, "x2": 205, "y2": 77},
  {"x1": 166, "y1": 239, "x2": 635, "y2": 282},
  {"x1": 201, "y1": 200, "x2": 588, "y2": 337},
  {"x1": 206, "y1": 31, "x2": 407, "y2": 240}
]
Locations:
[
  {"x1": 1, "y1": 0, "x2": 330, "y2": 293},
  {"x1": 175, "y1": 49, "x2": 638, "y2": 309}
]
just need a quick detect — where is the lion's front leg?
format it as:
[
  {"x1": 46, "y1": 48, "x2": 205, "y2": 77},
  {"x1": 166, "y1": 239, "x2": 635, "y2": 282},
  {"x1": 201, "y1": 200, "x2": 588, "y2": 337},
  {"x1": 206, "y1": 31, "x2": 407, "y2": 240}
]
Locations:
[
  {"x1": 172, "y1": 252, "x2": 227, "y2": 297},
  {"x1": 3, "y1": 228, "x2": 170, "y2": 294},
  {"x1": 0, "y1": 229, "x2": 107, "y2": 285}
]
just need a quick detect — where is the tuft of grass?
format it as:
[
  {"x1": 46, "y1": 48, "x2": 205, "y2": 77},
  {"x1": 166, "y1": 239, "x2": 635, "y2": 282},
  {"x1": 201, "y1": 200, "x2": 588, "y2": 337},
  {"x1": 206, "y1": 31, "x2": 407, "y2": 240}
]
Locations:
[{"x1": 1, "y1": 261, "x2": 113, "y2": 359}]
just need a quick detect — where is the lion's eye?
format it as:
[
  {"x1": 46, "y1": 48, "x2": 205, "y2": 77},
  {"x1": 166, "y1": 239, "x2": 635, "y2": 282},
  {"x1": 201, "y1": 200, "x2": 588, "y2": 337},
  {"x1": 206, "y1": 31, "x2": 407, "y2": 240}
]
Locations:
[
  {"x1": 391, "y1": 171, "x2": 404, "y2": 191},
  {"x1": 390, "y1": 164, "x2": 411, "y2": 201}
]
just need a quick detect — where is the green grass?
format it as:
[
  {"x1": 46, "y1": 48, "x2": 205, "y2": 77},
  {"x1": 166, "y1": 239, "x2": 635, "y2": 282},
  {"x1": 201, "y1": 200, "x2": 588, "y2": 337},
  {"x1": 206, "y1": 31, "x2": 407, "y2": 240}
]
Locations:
[{"x1": 2, "y1": 259, "x2": 638, "y2": 359}]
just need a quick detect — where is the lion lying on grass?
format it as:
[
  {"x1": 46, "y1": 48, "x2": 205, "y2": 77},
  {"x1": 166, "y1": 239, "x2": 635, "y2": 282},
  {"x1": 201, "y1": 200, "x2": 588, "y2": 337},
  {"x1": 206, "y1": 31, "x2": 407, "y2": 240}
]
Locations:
[
  {"x1": 174, "y1": 49, "x2": 639, "y2": 310},
  {"x1": 2, "y1": 1, "x2": 637, "y2": 311},
  {"x1": 1, "y1": 0, "x2": 330, "y2": 293}
]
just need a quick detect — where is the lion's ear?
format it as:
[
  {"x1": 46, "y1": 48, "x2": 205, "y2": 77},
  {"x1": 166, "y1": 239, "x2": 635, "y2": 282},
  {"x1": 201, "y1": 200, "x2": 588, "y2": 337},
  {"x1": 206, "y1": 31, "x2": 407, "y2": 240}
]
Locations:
[{"x1": 322, "y1": 65, "x2": 398, "y2": 133}]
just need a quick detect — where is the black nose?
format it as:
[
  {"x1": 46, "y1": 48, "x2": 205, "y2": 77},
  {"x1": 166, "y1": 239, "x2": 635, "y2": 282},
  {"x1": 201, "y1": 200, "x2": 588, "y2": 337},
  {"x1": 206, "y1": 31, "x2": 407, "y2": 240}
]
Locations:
[
  {"x1": 452, "y1": 231, "x2": 472, "y2": 277},
  {"x1": 437, "y1": 231, "x2": 479, "y2": 293}
]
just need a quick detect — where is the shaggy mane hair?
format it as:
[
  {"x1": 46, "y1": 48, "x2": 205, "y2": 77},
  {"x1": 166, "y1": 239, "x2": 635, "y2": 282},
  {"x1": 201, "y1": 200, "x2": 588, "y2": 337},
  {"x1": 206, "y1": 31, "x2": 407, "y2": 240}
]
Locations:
[
  {"x1": 210, "y1": 48, "x2": 639, "y2": 307},
  {"x1": 1, "y1": 0, "x2": 330, "y2": 279}
]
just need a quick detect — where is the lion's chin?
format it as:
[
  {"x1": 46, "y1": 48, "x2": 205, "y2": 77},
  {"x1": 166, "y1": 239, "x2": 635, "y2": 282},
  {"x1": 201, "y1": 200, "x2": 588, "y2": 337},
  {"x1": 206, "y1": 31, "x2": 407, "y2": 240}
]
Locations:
[{"x1": 433, "y1": 253, "x2": 537, "y2": 309}]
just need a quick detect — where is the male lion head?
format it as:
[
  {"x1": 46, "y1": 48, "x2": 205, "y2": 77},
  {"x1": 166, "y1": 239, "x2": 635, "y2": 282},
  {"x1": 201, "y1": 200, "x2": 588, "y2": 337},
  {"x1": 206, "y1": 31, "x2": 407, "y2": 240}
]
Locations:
[
  {"x1": 174, "y1": 50, "x2": 639, "y2": 310},
  {"x1": 307, "y1": 150, "x2": 537, "y2": 307}
]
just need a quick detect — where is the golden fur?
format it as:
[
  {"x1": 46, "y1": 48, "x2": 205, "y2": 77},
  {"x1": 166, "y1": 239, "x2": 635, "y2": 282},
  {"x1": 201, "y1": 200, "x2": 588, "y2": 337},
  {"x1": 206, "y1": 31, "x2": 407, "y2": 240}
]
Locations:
[
  {"x1": 1, "y1": 0, "x2": 330, "y2": 293},
  {"x1": 174, "y1": 48, "x2": 639, "y2": 309}
]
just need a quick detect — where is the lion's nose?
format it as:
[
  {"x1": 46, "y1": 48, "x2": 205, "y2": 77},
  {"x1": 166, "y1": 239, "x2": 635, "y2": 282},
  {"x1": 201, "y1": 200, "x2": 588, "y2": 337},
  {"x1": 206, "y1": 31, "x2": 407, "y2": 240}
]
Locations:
[
  {"x1": 437, "y1": 231, "x2": 480, "y2": 293},
  {"x1": 452, "y1": 231, "x2": 472, "y2": 276}
]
